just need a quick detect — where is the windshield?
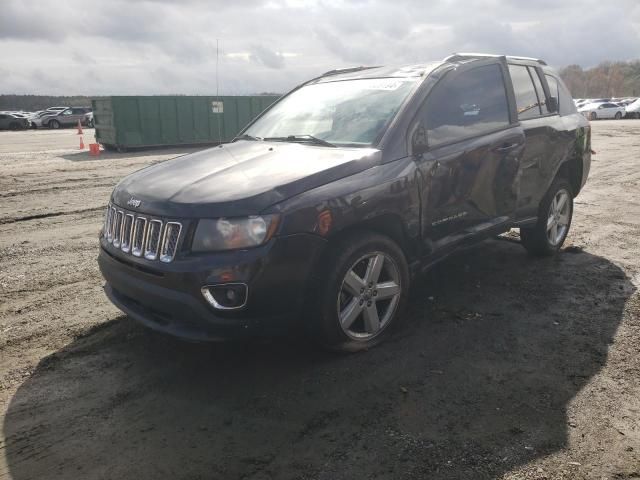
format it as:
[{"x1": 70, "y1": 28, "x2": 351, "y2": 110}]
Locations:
[{"x1": 244, "y1": 78, "x2": 418, "y2": 147}]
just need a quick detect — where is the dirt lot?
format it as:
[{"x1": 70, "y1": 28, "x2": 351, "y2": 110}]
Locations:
[{"x1": 1, "y1": 122, "x2": 639, "y2": 480}]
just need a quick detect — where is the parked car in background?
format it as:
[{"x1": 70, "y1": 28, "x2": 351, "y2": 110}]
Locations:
[
  {"x1": 31, "y1": 110, "x2": 58, "y2": 128},
  {"x1": 578, "y1": 102, "x2": 626, "y2": 120},
  {"x1": 0, "y1": 112, "x2": 30, "y2": 130},
  {"x1": 37, "y1": 107, "x2": 92, "y2": 129},
  {"x1": 99, "y1": 53, "x2": 591, "y2": 351},
  {"x1": 45, "y1": 106, "x2": 69, "y2": 113},
  {"x1": 626, "y1": 98, "x2": 640, "y2": 119}
]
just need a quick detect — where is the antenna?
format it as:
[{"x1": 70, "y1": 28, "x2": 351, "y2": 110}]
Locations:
[{"x1": 215, "y1": 38, "x2": 223, "y2": 144}]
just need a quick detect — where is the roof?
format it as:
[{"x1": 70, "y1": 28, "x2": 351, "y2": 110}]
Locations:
[
  {"x1": 314, "y1": 63, "x2": 440, "y2": 83},
  {"x1": 313, "y1": 52, "x2": 548, "y2": 83}
]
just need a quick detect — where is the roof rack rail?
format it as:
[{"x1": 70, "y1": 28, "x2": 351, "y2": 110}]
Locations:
[
  {"x1": 321, "y1": 66, "x2": 380, "y2": 77},
  {"x1": 444, "y1": 53, "x2": 547, "y2": 66}
]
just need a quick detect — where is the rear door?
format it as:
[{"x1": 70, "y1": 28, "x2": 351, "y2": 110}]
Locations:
[
  {"x1": 508, "y1": 63, "x2": 566, "y2": 219},
  {"x1": 70, "y1": 108, "x2": 87, "y2": 125},
  {"x1": 412, "y1": 59, "x2": 525, "y2": 253},
  {"x1": 58, "y1": 109, "x2": 74, "y2": 126}
]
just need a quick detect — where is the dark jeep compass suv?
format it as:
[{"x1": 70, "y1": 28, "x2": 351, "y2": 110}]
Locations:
[{"x1": 99, "y1": 53, "x2": 590, "y2": 351}]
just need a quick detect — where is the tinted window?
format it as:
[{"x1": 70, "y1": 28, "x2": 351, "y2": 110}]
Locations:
[
  {"x1": 528, "y1": 67, "x2": 547, "y2": 112},
  {"x1": 71, "y1": 108, "x2": 85, "y2": 114},
  {"x1": 545, "y1": 74, "x2": 559, "y2": 107},
  {"x1": 509, "y1": 64, "x2": 542, "y2": 119},
  {"x1": 546, "y1": 75, "x2": 577, "y2": 116},
  {"x1": 420, "y1": 64, "x2": 510, "y2": 147}
]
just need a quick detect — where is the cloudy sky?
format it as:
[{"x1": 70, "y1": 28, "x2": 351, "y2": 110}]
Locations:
[{"x1": 1, "y1": 0, "x2": 639, "y2": 95}]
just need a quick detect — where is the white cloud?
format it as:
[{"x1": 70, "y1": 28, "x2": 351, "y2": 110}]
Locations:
[{"x1": 0, "y1": 0, "x2": 638, "y2": 95}]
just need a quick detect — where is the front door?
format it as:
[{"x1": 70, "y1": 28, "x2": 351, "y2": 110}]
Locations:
[{"x1": 411, "y1": 59, "x2": 524, "y2": 253}]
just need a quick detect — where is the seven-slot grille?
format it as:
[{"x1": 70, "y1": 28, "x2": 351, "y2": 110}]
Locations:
[{"x1": 103, "y1": 204, "x2": 182, "y2": 263}]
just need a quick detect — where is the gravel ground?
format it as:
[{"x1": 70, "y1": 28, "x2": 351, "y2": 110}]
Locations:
[{"x1": 0, "y1": 122, "x2": 639, "y2": 480}]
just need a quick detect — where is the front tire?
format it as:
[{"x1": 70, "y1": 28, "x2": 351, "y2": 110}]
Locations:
[
  {"x1": 311, "y1": 232, "x2": 410, "y2": 352},
  {"x1": 49, "y1": 120, "x2": 60, "y2": 129},
  {"x1": 520, "y1": 179, "x2": 573, "y2": 256},
  {"x1": 615, "y1": 112, "x2": 622, "y2": 120},
  {"x1": 590, "y1": 112, "x2": 597, "y2": 120}
]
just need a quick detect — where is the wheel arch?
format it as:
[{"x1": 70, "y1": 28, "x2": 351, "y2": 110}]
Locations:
[
  {"x1": 327, "y1": 213, "x2": 419, "y2": 264},
  {"x1": 556, "y1": 156, "x2": 583, "y2": 198},
  {"x1": 303, "y1": 214, "x2": 418, "y2": 304}
]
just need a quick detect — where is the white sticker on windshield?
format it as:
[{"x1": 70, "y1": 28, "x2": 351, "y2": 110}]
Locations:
[{"x1": 363, "y1": 79, "x2": 405, "y2": 91}]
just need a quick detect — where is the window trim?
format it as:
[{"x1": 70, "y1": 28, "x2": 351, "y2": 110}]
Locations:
[
  {"x1": 410, "y1": 61, "x2": 515, "y2": 152},
  {"x1": 509, "y1": 62, "x2": 563, "y2": 120}
]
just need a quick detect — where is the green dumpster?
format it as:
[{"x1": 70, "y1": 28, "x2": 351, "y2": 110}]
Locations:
[{"x1": 92, "y1": 95, "x2": 280, "y2": 151}]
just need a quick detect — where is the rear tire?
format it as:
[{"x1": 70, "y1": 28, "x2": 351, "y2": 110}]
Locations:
[
  {"x1": 520, "y1": 179, "x2": 573, "y2": 256},
  {"x1": 49, "y1": 120, "x2": 60, "y2": 129},
  {"x1": 310, "y1": 232, "x2": 410, "y2": 352},
  {"x1": 615, "y1": 112, "x2": 622, "y2": 120}
]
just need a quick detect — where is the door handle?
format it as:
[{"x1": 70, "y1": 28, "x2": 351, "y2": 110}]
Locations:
[{"x1": 492, "y1": 142, "x2": 520, "y2": 153}]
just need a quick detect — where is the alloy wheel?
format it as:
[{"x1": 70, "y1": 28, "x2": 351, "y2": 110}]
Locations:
[
  {"x1": 547, "y1": 189, "x2": 570, "y2": 246},
  {"x1": 337, "y1": 252, "x2": 401, "y2": 340}
]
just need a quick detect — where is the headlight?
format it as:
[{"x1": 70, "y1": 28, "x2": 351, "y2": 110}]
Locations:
[{"x1": 192, "y1": 215, "x2": 280, "y2": 252}]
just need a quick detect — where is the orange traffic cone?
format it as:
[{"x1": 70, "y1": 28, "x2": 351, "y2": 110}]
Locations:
[
  {"x1": 79, "y1": 136, "x2": 85, "y2": 149},
  {"x1": 77, "y1": 120, "x2": 83, "y2": 135}
]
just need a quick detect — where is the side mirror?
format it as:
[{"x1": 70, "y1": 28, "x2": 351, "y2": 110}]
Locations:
[
  {"x1": 548, "y1": 96, "x2": 558, "y2": 113},
  {"x1": 412, "y1": 124, "x2": 429, "y2": 155}
]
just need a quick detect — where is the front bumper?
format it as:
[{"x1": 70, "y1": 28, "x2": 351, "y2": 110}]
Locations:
[{"x1": 98, "y1": 233, "x2": 327, "y2": 341}]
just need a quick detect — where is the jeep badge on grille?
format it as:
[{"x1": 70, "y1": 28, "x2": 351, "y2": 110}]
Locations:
[{"x1": 127, "y1": 197, "x2": 141, "y2": 208}]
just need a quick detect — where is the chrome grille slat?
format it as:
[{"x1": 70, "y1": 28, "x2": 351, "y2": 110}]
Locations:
[
  {"x1": 107, "y1": 206, "x2": 117, "y2": 243},
  {"x1": 121, "y1": 214, "x2": 134, "y2": 253},
  {"x1": 144, "y1": 219, "x2": 163, "y2": 260},
  {"x1": 112, "y1": 210, "x2": 124, "y2": 248},
  {"x1": 101, "y1": 205, "x2": 182, "y2": 263},
  {"x1": 131, "y1": 217, "x2": 147, "y2": 257},
  {"x1": 160, "y1": 222, "x2": 182, "y2": 263},
  {"x1": 104, "y1": 205, "x2": 113, "y2": 242}
]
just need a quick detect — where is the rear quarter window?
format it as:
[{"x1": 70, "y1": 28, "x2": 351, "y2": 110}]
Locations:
[{"x1": 546, "y1": 74, "x2": 577, "y2": 116}]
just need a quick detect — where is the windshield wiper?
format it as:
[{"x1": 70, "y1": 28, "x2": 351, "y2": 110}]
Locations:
[
  {"x1": 235, "y1": 133, "x2": 262, "y2": 141},
  {"x1": 264, "y1": 135, "x2": 337, "y2": 148}
]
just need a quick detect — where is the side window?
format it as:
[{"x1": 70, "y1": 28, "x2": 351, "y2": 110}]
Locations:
[
  {"x1": 546, "y1": 74, "x2": 577, "y2": 116},
  {"x1": 545, "y1": 74, "x2": 559, "y2": 113},
  {"x1": 419, "y1": 64, "x2": 510, "y2": 147},
  {"x1": 509, "y1": 64, "x2": 542, "y2": 119},
  {"x1": 528, "y1": 67, "x2": 547, "y2": 112},
  {"x1": 72, "y1": 108, "x2": 84, "y2": 114}
]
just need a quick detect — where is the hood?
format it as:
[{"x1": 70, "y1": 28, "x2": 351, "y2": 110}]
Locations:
[{"x1": 112, "y1": 140, "x2": 381, "y2": 218}]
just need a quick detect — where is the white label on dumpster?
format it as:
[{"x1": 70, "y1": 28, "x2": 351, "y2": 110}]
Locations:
[{"x1": 211, "y1": 101, "x2": 224, "y2": 113}]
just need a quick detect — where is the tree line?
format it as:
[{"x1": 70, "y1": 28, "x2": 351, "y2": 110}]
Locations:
[
  {"x1": 0, "y1": 95, "x2": 97, "y2": 111},
  {"x1": 2, "y1": 61, "x2": 640, "y2": 111},
  {"x1": 560, "y1": 60, "x2": 640, "y2": 98}
]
